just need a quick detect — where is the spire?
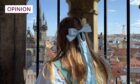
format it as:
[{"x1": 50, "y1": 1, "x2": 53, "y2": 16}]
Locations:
[
  {"x1": 33, "y1": 19, "x2": 36, "y2": 26},
  {"x1": 45, "y1": 21, "x2": 47, "y2": 25},
  {"x1": 44, "y1": 21, "x2": 48, "y2": 30},
  {"x1": 38, "y1": 1, "x2": 47, "y2": 31},
  {"x1": 39, "y1": 1, "x2": 44, "y2": 26},
  {"x1": 43, "y1": 13, "x2": 45, "y2": 21},
  {"x1": 33, "y1": 19, "x2": 36, "y2": 31},
  {"x1": 27, "y1": 27, "x2": 30, "y2": 31},
  {"x1": 42, "y1": 12, "x2": 46, "y2": 25},
  {"x1": 27, "y1": 27, "x2": 31, "y2": 38}
]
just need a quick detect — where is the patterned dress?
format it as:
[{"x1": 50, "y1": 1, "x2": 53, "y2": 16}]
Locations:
[{"x1": 36, "y1": 62, "x2": 67, "y2": 84}]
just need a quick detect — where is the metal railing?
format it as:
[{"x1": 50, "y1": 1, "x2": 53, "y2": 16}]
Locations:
[
  {"x1": 35, "y1": 0, "x2": 131, "y2": 83},
  {"x1": 36, "y1": 0, "x2": 39, "y2": 77},
  {"x1": 126, "y1": 0, "x2": 130, "y2": 83},
  {"x1": 103, "y1": 0, "x2": 130, "y2": 84}
]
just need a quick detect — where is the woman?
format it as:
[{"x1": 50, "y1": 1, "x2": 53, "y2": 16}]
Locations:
[{"x1": 36, "y1": 17, "x2": 110, "y2": 84}]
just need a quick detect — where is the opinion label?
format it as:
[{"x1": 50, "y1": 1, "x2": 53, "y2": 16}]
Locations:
[{"x1": 5, "y1": 5, "x2": 33, "y2": 13}]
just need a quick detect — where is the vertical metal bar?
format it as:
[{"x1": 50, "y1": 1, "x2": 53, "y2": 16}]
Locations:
[
  {"x1": 13, "y1": 12, "x2": 16, "y2": 84},
  {"x1": 104, "y1": 0, "x2": 107, "y2": 59},
  {"x1": 13, "y1": 0, "x2": 16, "y2": 82},
  {"x1": 116, "y1": 77, "x2": 118, "y2": 84},
  {"x1": 57, "y1": 0, "x2": 60, "y2": 28},
  {"x1": 126, "y1": 0, "x2": 130, "y2": 83},
  {"x1": 0, "y1": 16, "x2": 2, "y2": 57},
  {"x1": 36, "y1": 0, "x2": 39, "y2": 77}
]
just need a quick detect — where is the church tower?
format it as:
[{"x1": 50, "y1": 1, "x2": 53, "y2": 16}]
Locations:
[
  {"x1": 26, "y1": 27, "x2": 35, "y2": 68},
  {"x1": 33, "y1": 2, "x2": 48, "y2": 63}
]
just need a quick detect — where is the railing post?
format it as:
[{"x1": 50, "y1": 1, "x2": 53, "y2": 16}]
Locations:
[
  {"x1": 104, "y1": 0, "x2": 107, "y2": 59},
  {"x1": 36, "y1": 0, "x2": 39, "y2": 77},
  {"x1": 126, "y1": 0, "x2": 130, "y2": 83},
  {"x1": 57, "y1": 0, "x2": 60, "y2": 29}
]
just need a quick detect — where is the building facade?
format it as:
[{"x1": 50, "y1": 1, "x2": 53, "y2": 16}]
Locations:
[{"x1": 25, "y1": 3, "x2": 48, "y2": 84}]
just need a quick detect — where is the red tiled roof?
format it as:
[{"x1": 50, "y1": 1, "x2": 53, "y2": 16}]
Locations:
[
  {"x1": 111, "y1": 61, "x2": 124, "y2": 77},
  {"x1": 111, "y1": 48, "x2": 140, "y2": 57},
  {"x1": 112, "y1": 69, "x2": 122, "y2": 77},
  {"x1": 130, "y1": 58, "x2": 140, "y2": 67},
  {"x1": 135, "y1": 43, "x2": 140, "y2": 45},
  {"x1": 111, "y1": 57, "x2": 140, "y2": 77}
]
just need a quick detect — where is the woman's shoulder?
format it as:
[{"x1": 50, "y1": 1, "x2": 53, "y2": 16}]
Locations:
[{"x1": 37, "y1": 60, "x2": 67, "y2": 84}]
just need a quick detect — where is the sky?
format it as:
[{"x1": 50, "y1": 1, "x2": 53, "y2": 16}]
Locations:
[
  {"x1": 27, "y1": 0, "x2": 140, "y2": 36},
  {"x1": 98, "y1": 0, "x2": 140, "y2": 34}
]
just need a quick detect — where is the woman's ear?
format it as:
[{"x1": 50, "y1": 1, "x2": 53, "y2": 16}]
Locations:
[{"x1": 81, "y1": 18, "x2": 87, "y2": 26}]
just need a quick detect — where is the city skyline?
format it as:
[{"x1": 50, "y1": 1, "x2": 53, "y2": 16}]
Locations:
[{"x1": 27, "y1": 0, "x2": 140, "y2": 36}]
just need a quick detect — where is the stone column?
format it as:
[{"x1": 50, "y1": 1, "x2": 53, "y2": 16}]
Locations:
[
  {"x1": 0, "y1": 0, "x2": 26, "y2": 84},
  {"x1": 92, "y1": 0, "x2": 98, "y2": 52},
  {"x1": 67, "y1": 0, "x2": 99, "y2": 52}
]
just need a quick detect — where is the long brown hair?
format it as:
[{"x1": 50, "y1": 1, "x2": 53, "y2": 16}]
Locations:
[{"x1": 44, "y1": 17, "x2": 109, "y2": 84}]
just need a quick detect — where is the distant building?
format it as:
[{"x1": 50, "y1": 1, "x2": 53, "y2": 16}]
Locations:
[
  {"x1": 24, "y1": 63, "x2": 43, "y2": 84},
  {"x1": 25, "y1": 3, "x2": 48, "y2": 84},
  {"x1": 33, "y1": 4, "x2": 48, "y2": 62},
  {"x1": 109, "y1": 50, "x2": 140, "y2": 84},
  {"x1": 26, "y1": 29, "x2": 35, "y2": 68},
  {"x1": 98, "y1": 32, "x2": 103, "y2": 50},
  {"x1": 26, "y1": 3, "x2": 48, "y2": 66},
  {"x1": 24, "y1": 69, "x2": 36, "y2": 84}
]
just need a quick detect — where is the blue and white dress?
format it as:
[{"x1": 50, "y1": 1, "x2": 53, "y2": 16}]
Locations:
[
  {"x1": 36, "y1": 62, "x2": 67, "y2": 84},
  {"x1": 36, "y1": 65, "x2": 67, "y2": 84}
]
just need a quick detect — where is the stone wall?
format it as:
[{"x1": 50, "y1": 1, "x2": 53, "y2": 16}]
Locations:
[{"x1": 0, "y1": 0, "x2": 26, "y2": 84}]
